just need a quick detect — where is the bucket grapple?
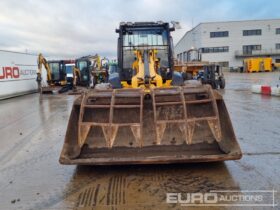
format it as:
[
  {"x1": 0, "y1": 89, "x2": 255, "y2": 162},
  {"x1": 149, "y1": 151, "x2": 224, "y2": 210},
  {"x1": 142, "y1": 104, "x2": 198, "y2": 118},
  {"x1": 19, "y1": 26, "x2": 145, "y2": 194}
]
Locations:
[{"x1": 60, "y1": 84, "x2": 241, "y2": 165}]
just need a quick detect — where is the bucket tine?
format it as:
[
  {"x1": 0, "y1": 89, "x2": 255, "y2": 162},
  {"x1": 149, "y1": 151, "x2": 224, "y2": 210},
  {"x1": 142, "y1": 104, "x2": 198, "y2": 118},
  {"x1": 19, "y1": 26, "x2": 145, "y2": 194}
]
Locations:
[
  {"x1": 78, "y1": 93, "x2": 90, "y2": 147},
  {"x1": 179, "y1": 123, "x2": 188, "y2": 143},
  {"x1": 186, "y1": 121, "x2": 196, "y2": 144},
  {"x1": 155, "y1": 123, "x2": 166, "y2": 145},
  {"x1": 207, "y1": 119, "x2": 222, "y2": 142},
  {"x1": 131, "y1": 125, "x2": 142, "y2": 147},
  {"x1": 179, "y1": 87, "x2": 189, "y2": 144},
  {"x1": 102, "y1": 125, "x2": 119, "y2": 148},
  {"x1": 79, "y1": 125, "x2": 91, "y2": 147},
  {"x1": 207, "y1": 85, "x2": 222, "y2": 142}
]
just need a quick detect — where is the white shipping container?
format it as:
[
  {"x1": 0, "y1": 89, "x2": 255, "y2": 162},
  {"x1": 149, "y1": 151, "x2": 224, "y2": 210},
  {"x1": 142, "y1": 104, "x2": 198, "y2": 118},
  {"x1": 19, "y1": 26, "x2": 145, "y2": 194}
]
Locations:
[{"x1": 0, "y1": 50, "x2": 46, "y2": 100}]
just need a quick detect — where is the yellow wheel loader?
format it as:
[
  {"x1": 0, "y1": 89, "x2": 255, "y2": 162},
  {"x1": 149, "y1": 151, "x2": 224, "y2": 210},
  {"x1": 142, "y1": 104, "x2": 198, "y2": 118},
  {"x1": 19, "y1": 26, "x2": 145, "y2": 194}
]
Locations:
[{"x1": 60, "y1": 22, "x2": 242, "y2": 165}]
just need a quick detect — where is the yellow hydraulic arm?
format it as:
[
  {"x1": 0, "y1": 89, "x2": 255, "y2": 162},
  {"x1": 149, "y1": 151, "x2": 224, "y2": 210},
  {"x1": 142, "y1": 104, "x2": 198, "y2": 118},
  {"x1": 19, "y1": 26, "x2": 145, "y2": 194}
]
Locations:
[
  {"x1": 148, "y1": 49, "x2": 162, "y2": 87},
  {"x1": 132, "y1": 50, "x2": 145, "y2": 87},
  {"x1": 72, "y1": 66, "x2": 81, "y2": 89},
  {"x1": 95, "y1": 55, "x2": 101, "y2": 70},
  {"x1": 131, "y1": 49, "x2": 163, "y2": 89},
  {"x1": 37, "y1": 53, "x2": 52, "y2": 84},
  {"x1": 89, "y1": 54, "x2": 101, "y2": 71}
]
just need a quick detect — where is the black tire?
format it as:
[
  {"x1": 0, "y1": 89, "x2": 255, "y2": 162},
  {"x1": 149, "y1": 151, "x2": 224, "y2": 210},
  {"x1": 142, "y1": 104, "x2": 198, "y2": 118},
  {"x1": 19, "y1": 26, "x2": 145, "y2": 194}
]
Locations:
[
  {"x1": 219, "y1": 77, "x2": 226, "y2": 89},
  {"x1": 211, "y1": 81, "x2": 217, "y2": 89}
]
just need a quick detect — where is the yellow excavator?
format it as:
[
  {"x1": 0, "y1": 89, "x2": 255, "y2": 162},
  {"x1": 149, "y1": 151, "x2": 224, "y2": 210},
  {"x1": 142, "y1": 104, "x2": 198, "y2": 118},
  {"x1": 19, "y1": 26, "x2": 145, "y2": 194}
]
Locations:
[
  {"x1": 72, "y1": 54, "x2": 107, "y2": 91},
  {"x1": 37, "y1": 53, "x2": 69, "y2": 93},
  {"x1": 60, "y1": 22, "x2": 242, "y2": 165}
]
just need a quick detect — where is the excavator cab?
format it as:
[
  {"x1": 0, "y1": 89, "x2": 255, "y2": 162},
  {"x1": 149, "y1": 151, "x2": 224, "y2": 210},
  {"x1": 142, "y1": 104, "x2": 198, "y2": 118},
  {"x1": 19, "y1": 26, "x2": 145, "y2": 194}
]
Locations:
[
  {"x1": 60, "y1": 22, "x2": 242, "y2": 165},
  {"x1": 75, "y1": 58, "x2": 92, "y2": 87},
  {"x1": 74, "y1": 55, "x2": 108, "y2": 88},
  {"x1": 48, "y1": 60, "x2": 67, "y2": 85}
]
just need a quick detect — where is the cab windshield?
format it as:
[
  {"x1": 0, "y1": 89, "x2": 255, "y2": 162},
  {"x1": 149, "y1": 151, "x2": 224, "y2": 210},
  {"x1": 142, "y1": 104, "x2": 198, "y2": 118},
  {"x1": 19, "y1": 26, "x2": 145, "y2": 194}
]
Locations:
[
  {"x1": 122, "y1": 28, "x2": 169, "y2": 69},
  {"x1": 77, "y1": 61, "x2": 89, "y2": 82},
  {"x1": 123, "y1": 30, "x2": 168, "y2": 47},
  {"x1": 49, "y1": 62, "x2": 60, "y2": 80}
]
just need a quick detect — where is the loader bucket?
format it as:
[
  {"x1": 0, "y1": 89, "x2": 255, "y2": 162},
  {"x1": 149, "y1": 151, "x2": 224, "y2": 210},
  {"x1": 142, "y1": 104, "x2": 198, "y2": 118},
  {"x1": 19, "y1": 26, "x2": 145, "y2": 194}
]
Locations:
[{"x1": 59, "y1": 84, "x2": 242, "y2": 165}]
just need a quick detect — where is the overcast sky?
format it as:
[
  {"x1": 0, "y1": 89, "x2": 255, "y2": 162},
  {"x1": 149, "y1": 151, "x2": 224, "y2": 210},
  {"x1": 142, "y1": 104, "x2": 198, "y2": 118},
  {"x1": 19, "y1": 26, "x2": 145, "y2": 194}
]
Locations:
[{"x1": 0, "y1": 0, "x2": 279, "y2": 59}]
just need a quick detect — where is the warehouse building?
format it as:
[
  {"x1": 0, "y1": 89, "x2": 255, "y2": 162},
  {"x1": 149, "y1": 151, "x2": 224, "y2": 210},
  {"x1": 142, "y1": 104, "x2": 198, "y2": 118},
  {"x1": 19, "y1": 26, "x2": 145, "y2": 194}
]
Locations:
[{"x1": 174, "y1": 19, "x2": 280, "y2": 68}]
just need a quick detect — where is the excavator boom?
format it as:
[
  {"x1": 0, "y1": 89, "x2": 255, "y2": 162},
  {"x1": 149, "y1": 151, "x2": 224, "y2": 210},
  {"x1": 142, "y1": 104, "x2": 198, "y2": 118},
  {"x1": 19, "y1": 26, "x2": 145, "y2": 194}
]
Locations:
[{"x1": 37, "y1": 53, "x2": 52, "y2": 84}]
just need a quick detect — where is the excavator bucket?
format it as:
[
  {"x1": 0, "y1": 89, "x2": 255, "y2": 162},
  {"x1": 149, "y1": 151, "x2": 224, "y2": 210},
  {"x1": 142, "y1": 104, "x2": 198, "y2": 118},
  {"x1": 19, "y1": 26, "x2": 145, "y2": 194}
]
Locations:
[{"x1": 59, "y1": 84, "x2": 242, "y2": 165}]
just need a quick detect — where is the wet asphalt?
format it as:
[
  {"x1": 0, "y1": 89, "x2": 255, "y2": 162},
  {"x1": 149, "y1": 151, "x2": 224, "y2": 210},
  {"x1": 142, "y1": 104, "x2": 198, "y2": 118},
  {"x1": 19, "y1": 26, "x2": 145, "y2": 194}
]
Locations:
[{"x1": 0, "y1": 72, "x2": 279, "y2": 210}]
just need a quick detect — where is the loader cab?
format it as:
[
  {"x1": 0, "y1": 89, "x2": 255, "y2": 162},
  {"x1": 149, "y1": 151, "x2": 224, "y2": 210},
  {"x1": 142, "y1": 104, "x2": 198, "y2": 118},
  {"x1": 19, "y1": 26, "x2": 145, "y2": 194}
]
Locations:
[{"x1": 116, "y1": 22, "x2": 175, "y2": 82}]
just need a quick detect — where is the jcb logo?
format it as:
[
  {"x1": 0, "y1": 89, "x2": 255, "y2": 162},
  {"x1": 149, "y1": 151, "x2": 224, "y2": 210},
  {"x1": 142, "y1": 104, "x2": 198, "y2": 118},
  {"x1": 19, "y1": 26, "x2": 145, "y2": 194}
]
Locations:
[{"x1": 0, "y1": 67, "x2": 20, "y2": 79}]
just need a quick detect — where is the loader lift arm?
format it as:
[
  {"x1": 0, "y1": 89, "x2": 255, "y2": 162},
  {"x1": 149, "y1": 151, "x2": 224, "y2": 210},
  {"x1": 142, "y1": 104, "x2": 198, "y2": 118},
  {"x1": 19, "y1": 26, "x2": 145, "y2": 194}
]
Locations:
[{"x1": 131, "y1": 49, "x2": 162, "y2": 88}]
